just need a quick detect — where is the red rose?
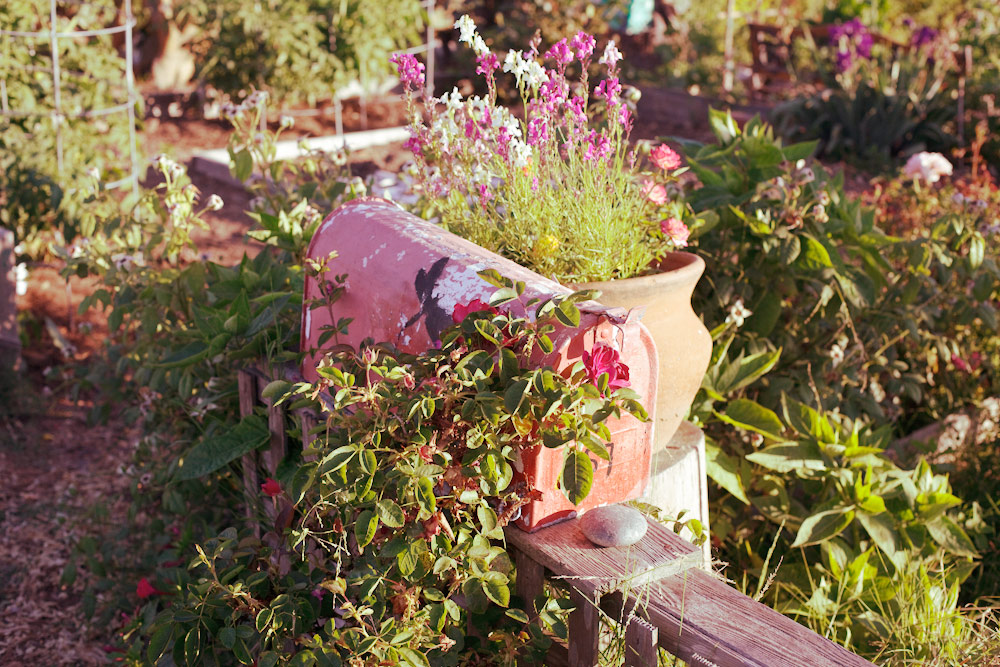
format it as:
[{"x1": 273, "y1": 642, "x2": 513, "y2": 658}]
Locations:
[
  {"x1": 261, "y1": 477, "x2": 283, "y2": 497},
  {"x1": 582, "y1": 344, "x2": 631, "y2": 394},
  {"x1": 136, "y1": 577, "x2": 165, "y2": 599},
  {"x1": 452, "y1": 298, "x2": 499, "y2": 324}
]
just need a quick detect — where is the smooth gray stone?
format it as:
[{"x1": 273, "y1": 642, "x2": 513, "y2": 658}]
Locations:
[{"x1": 579, "y1": 504, "x2": 648, "y2": 547}]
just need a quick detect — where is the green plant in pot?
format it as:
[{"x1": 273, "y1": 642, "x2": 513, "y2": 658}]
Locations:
[{"x1": 392, "y1": 17, "x2": 713, "y2": 446}]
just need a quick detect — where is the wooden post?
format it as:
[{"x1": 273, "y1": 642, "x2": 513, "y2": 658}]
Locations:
[
  {"x1": 0, "y1": 229, "x2": 19, "y2": 369},
  {"x1": 624, "y1": 617, "x2": 658, "y2": 667},
  {"x1": 514, "y1": 548, "x2": 546, "y2": 612},
  {"x1": 238, "y1": 369, "x2": 260, "y2": 534},
  {"x1": 568, "y1": 588, "x2": 600, "y2": 667},
  {"x1": 260, "y1": 374, "x2": 287, "y2": 474}
]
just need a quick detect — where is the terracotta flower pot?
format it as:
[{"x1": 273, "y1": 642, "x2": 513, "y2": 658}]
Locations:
[{"x1": 575, "y1": 252, "x2": 712, "y2": 448}]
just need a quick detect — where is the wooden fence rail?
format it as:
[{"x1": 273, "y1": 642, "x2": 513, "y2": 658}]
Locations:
[{"x1": 238, "y1": 365, "x2": 875, "y2": 667}]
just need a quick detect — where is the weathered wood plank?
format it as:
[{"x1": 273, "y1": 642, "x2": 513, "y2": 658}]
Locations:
[
  {"x1": 568, "y1": 588, "x2": 600, "y2": 667},
  {"x1": 514, "y1": 548, "x2": 546, "y2": 612},
  {"x1": 238, "y1": 369, "x2": 260, "y2": 533},
  {"x1": 624, "y1": 616, "x2": 658, "y2": 667},
  {"x1": 505, "y1": 513, "x2": 703, "y2": 598},
  {"x1": 601, "y1": 569, "x2": 875, "y2": 667}
]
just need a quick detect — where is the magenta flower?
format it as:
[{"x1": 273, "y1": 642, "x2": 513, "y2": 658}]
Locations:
[
  {"x1": 476, "y1": 51, "x2": 500, "y2": 76},
  {"x1": 650, "y1": 144, "x2": 682, "y2": 171},
  {"x1": 641, "y1": 180, "x2": 667, "y2": 205},
  {"x1": 595, "y1": 77, "x2": 622, "y2": 105},
  {"x1": 545, "y1": 39, "x2": 574, "y2": 69},
  {"x1": 390, "y1": 53, "x2": 425, "y2": 89},
  {"x1": 452, "y1": 298, "x2": 498, "y2": 324},
  {"x1": 582, "y1": 344, "x2": 631, "y2": 394},
  {"x1": 136, "y1": 577, "x2": 167, "y2": 599},
  {"x1": 660, "y1": 217, "x2": 689, "y2": 247},
  {"x1": 570, "y1": 32, "x2": 596, "y2": 62},
  {"x1": 261, "y1": 477, "x2": 283, "y2": 497}
]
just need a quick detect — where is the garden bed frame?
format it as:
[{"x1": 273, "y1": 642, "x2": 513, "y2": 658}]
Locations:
[{"x1": 237, "y1": 363, "x2": 875, "y2": 666}]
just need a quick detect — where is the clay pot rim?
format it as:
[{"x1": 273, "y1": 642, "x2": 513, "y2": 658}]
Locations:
[{"x1": 570, "y1": 251, "x2": 705, "y2": 291}]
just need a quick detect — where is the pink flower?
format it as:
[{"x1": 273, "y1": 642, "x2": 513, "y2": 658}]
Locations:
[
  {"x1": 261, "y1": 478, "x2": 283, "y2": 497},
  {"x1": 595, "y1": 77, "x2": 621, "y2": 105},
  {"x1": 660, "y1": 217, "x2": 689, "y2": 247},
  {"x1": 641, "y1": 180, "x2": 667, "y2": 205},
  {"x1": 389, "y1": 53, "x2": 425, "y2": 90},
  {"x1": 476, "y1": 51, "x2": 500, "y2": 76},
  {"x1": 651, "y1": 144, "x2": 682, "y2": 171},
  {"x1": 545, "y1": 39, "x2": 573, "y2": 69},
  {"x1": 582, "y1": 344, "x2": 631, "y2": 394},
  {"x1": 570, "y1": 32, "x2": 596, "y2": 62},
  {"x1": 136, "y1": 577, "x2": 165, "y2": 599},
  {"x1": 452, "y1": 298, "x2": 498, "y2": 324},
  {"x1": 311, "y1": 588, "x2": 325, "y2": 600},
  {"x1": 952, "y1": 352, "x2": 981, "y2": 373}
]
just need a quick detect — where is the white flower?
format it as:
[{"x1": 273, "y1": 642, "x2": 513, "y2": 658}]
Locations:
[
  {"x1": 903, "y1": 151, "x2": 952, "y2": 184},
  {"x1": 600, "y1": 41, "x2": 623, "y2": 68},
  {"x1": 951, "y1": 192, "x2": 966, "y2": 206},
  {"x1": 509, "y1": 139, "x2": 532, "y2": 169},
  {"x1": 14, "y1": 263, "x2": 27, "y2": 296},
  {"x1": 725, "y1": 299, "x2": 753, "y2": 328},
  {"x1": 503, "y1": 50, "x2": 528, "y2": 83},
  {"x1": 279, "y1": 115, "x2": 294, "y2": 130},
  {"x1": 440, "y1": 87, "x2": 463, "y2": 111},
  {"x1": 454, "y1": 15, "x2": 477, "y2": 45},
  {"x1": 812, "y1": 204, "x2": 828, "y2": 224},
  {"x1": 302, "y1": 204, "x2": 321, "y2": 225},
  {"x1": 206, "y1": 194, "x2": 224, "y2": 211},
  {"x1": 829, "y1": 343, "x2": 845, "y2": 367},
  {"x1": 524, "y1": 60, "x2": 548, "y2": 90},
  {"x1": 470, "y1": 35, "x2": 488, "y2": 57},
  {"x1": 111, "y1": 253, "x2": 141, "y2": 271}
]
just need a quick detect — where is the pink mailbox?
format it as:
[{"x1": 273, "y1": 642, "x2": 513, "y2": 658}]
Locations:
[{"x1": 301, "y1": 198, "x2": 657, "y2": 531}]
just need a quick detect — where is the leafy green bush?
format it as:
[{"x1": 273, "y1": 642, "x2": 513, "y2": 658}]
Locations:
[
  {"x1": 679, "y1": 110, "x2": 999, "y2": 660},
  {"x1": 771, "y1": 27, "x2": 960, "y2": 169},
  {"x1": 183, "y1": 0, "x2": 424, "y2": 106},
  {"x1": 0, "y1": 0, "x2": 138, "y2": 258}
]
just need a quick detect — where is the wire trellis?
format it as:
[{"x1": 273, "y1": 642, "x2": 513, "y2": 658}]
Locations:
[{"x1": 0, "y1": 0, "x2": 140, "y2": 194}]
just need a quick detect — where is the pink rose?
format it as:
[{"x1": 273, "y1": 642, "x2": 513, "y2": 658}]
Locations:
[
  {"x1": 660, "y1": 217, "x2": 689, "y2": 248},
  {"x1": 582, "y1": 343, "x2": 631, "y2": 394},
  {"x1": 641, "y1": 180, "x2": 667, "y2": 205},
  {"x1": 452, "y1": 298, "x2": 498, "y2": 324},
  {"x1": 650, "y1": 144, "x2": 682, "y2": 171}
]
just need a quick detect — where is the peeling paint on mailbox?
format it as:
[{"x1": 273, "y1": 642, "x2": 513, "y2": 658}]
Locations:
[{"x1": 301, "y1": 198, "x2": 659, "y2": 531}]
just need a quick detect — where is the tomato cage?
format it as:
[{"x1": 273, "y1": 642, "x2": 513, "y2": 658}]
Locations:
[{"x1": 0, "y1": 0, "x2": 140, "y2": 194}]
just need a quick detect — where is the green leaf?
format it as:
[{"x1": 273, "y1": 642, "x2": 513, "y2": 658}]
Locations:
[
  {"x1": 233, "y1": 148, "x2": 254, "y2": 182},
  {"x1": 218, "y1": 627, "x2": 236, "y2": 650},
  {"x1": 261, "y1": 380, "x2": 291, "y2": 400},
  {"x1": 397, "y1": 647, "x2": 431, "y2": 667},
  {"x1": 705, "y1": 439, "x2": 749, "y2": 504},
  {"x1": 175, "y1": 415, "x2": 269, "y2": 480},
  {"x1": 147, "y1": 625, "x2": 173, "y2": 663},
  {"x1": 489, "y1": 287, "x2": 518, "y2": 306},
  {"x1": 355, "y1": 510, "x2": 378, "y2": 549},
  {"x1": 477, "y1": 269, "x2": 508, "y2": 288},
  {"x1": 708, "y1": 107, "x2": 739, "y2": 144},
  {"x1": 554, "y1": 301, "x2": 580, "y2": 327},
  {"x1": 416, "y1": 477, "x2": 436, "y2": 515},
  {"x1": 376, "y1": 499, "x2": 405, "y2": 528},
  {"x1": 184, "y1": 625, "x2": 201, "y2": 666},
  {"x1": 504, "y1": 379, "x2": 530, "y2": 414},
  {"x1": 481, "y1": 572, "x2": 510, "y2": 607},
  {"x1": 791, "y1": 507, "x2": 855, "y2": 548},
  {"x1": 746, "y1": 442, "x2": 826, "y2": 473},
  {"x1": 717, "y1": 399, "x2": 784, "y2": 439},
  {"x1": 856, "y1": 510, "x2": 899, "y2": 558},
  {"x1": 799, "y1": 234, "x2": 833, "y2": 270},
  {"x1": 506, "y1": 608, "x2": 530, "y2": 623},
  {"x1": 559, "y1": 449, "x2": 593, "y2": 505},
  {"x1": 258, "y1": 653, "x2": 279, "y2": 667},
  {"x1": 926, "y1": 516, "x2": 978, "y2": 558}
]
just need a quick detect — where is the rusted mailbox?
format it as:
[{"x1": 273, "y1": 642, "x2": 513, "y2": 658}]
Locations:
[{"x1": 301, "y1": 198, "x2": 658, "y2": 531}]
